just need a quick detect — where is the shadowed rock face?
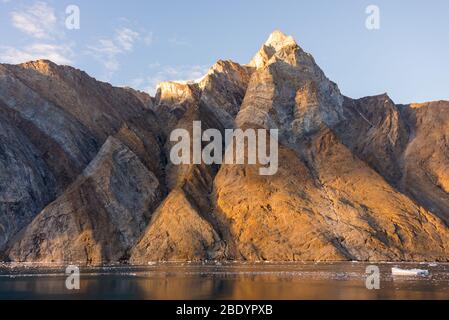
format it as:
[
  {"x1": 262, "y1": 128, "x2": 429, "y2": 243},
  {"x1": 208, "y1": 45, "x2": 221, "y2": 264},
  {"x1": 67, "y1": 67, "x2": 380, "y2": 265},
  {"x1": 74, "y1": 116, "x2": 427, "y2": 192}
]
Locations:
[
  {"x1": 2, "y1": 30, "x2": 449, "y2": 264},
  {"x1": 0, "y1": 107, "x2": 57, "y2": 251},
  {"x1": 0, "y1": 60, "x2": 165, "y2": 256},
  {"x1": 398, "y1": 101, "x2": 449, "y2": 222},
  {"x1": 8, "y1": 137, "x2": 162, "y2": 264}
]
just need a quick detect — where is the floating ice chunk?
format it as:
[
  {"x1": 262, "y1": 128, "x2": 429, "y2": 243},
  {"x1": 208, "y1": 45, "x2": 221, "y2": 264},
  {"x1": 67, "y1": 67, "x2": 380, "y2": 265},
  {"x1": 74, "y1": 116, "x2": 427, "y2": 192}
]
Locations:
[{"x1": 391, "y1": 267, "x2": 429, "y2": 277}]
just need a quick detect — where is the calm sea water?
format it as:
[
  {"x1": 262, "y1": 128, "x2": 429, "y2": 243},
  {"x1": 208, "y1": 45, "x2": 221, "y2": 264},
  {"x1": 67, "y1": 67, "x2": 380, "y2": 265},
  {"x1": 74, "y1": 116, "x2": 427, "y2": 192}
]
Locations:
[{"x1": 0, "y1": 262, "x2": 448, "y2": 300}]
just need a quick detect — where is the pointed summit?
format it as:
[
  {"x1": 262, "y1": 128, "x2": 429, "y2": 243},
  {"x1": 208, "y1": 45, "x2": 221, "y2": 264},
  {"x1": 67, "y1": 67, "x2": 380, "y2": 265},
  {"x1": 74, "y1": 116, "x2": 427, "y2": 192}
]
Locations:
[
  {"x1": 249, "y1": 30, "x2": 298, "y2": 69},
  {"x1": 264, "y1": 30, "x2": 297, "y2": 51}
]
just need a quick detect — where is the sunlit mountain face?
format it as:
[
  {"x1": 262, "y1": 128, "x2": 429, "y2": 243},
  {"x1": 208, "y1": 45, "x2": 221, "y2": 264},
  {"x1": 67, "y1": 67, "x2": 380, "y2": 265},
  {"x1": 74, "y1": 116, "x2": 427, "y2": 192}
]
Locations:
[{"x1": 1, "y1": 30, "x2": 449, "y2": 266}]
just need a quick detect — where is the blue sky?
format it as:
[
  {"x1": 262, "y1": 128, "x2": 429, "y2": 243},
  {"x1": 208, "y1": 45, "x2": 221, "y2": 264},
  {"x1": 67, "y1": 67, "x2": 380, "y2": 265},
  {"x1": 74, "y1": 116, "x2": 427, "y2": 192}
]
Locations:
[{"x1": 1, "y1": 0, "x2": 448, "y2": 103}]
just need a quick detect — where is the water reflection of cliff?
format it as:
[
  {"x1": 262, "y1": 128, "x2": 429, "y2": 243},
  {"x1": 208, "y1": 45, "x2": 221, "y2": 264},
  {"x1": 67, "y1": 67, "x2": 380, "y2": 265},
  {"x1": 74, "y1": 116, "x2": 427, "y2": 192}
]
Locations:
[{"x1": 1, "y1": 263, "x2": 448, "y2": 300}]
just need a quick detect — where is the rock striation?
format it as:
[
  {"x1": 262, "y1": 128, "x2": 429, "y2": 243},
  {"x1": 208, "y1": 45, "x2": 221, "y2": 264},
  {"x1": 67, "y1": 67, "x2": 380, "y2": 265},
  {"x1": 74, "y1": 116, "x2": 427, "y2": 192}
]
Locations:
[{"x1": 2, "y1": 31, "x2": 449, "y2": 264}]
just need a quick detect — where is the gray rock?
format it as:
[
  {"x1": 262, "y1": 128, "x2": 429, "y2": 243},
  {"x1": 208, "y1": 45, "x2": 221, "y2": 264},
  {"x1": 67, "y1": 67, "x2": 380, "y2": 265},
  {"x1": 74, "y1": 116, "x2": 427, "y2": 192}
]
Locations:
[{"x1": 8, "y1": 137, "x2": 162, "y2": 265}]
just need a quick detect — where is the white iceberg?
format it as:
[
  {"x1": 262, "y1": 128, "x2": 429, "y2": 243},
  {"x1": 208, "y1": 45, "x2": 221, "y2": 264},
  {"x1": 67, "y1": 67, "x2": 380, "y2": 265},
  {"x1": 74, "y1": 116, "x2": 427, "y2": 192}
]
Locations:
[{"x1": 391, "y1": 267, "x2": 429, "y2": 276}]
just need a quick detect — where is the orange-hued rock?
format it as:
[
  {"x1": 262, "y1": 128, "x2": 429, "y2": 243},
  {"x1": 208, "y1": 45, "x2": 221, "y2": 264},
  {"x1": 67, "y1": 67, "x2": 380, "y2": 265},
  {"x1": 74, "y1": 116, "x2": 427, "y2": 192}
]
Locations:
[
  {"x1": 130, "y1": 186, "x2": 223, "y2": 263},
  {"x1": 212, "y1": 146, "x2": 349, "y2": 261},
  {"x1": 131, "y1": 59, "x2": 251, "y2": 263},
  {"x1": 3, "y1": 30, "x2": 449, "y2": 264},
  {"x1": 209, "y1": 30, "x2": 449, "y2": 262}
]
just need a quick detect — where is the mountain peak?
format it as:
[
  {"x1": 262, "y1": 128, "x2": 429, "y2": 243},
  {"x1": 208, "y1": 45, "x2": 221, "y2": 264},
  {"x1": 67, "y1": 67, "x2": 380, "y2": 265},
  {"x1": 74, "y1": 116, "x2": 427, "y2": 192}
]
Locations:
[
  {"x1": 264, "y1": 30, "x2": 297, "y2": 51},
  {"x1": 19, "y1": 59, "x2": 57, "y2": 71},
  {"x1": 249, "y1": 30, "x2": 298, "y2": 68}
]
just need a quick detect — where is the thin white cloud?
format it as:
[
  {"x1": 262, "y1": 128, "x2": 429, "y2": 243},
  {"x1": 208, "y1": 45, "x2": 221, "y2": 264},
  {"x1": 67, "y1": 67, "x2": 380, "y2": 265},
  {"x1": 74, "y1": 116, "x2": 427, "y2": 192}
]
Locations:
[
  {"x1": 0, "y1": 43, "x2": 73, "y2": 65},
  {"x1": 143, "y1": 32, "x2": 153, "y2": 46},
  {"x1": 10, "y1": 1, "x2": 58, "y2": 39},
  {"x1": 0, "y1": 1, "x2": 74, "y2": 65},
  {"x1": 168, "y1": 35, "x2": 190, "y2": 47},
  {"x1": 148, "y1": 61, "x2": 161, "y2": 69},
  {"x1": 86, "y1": 26, "x2": 149, "y2": 77},
  {"x1": 129, "y1": 77, "x2": 145, "y2": 88},
  {"x1": 89, "y1": 39, "x2": 122, "y2": 56},
  {"x1": 115, "y1": 28, "x2": 140, "y2": 51},
  {"x1": 130, "y1": 64, "x2": 209, "y2": 95}
]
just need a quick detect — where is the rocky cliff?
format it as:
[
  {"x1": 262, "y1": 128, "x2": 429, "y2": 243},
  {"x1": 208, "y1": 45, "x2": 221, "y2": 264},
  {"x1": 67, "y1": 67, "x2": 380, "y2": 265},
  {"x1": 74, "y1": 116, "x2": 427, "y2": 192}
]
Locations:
[{"x1": 2, "y1": 31, "x2": 449, "y2": 264}]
